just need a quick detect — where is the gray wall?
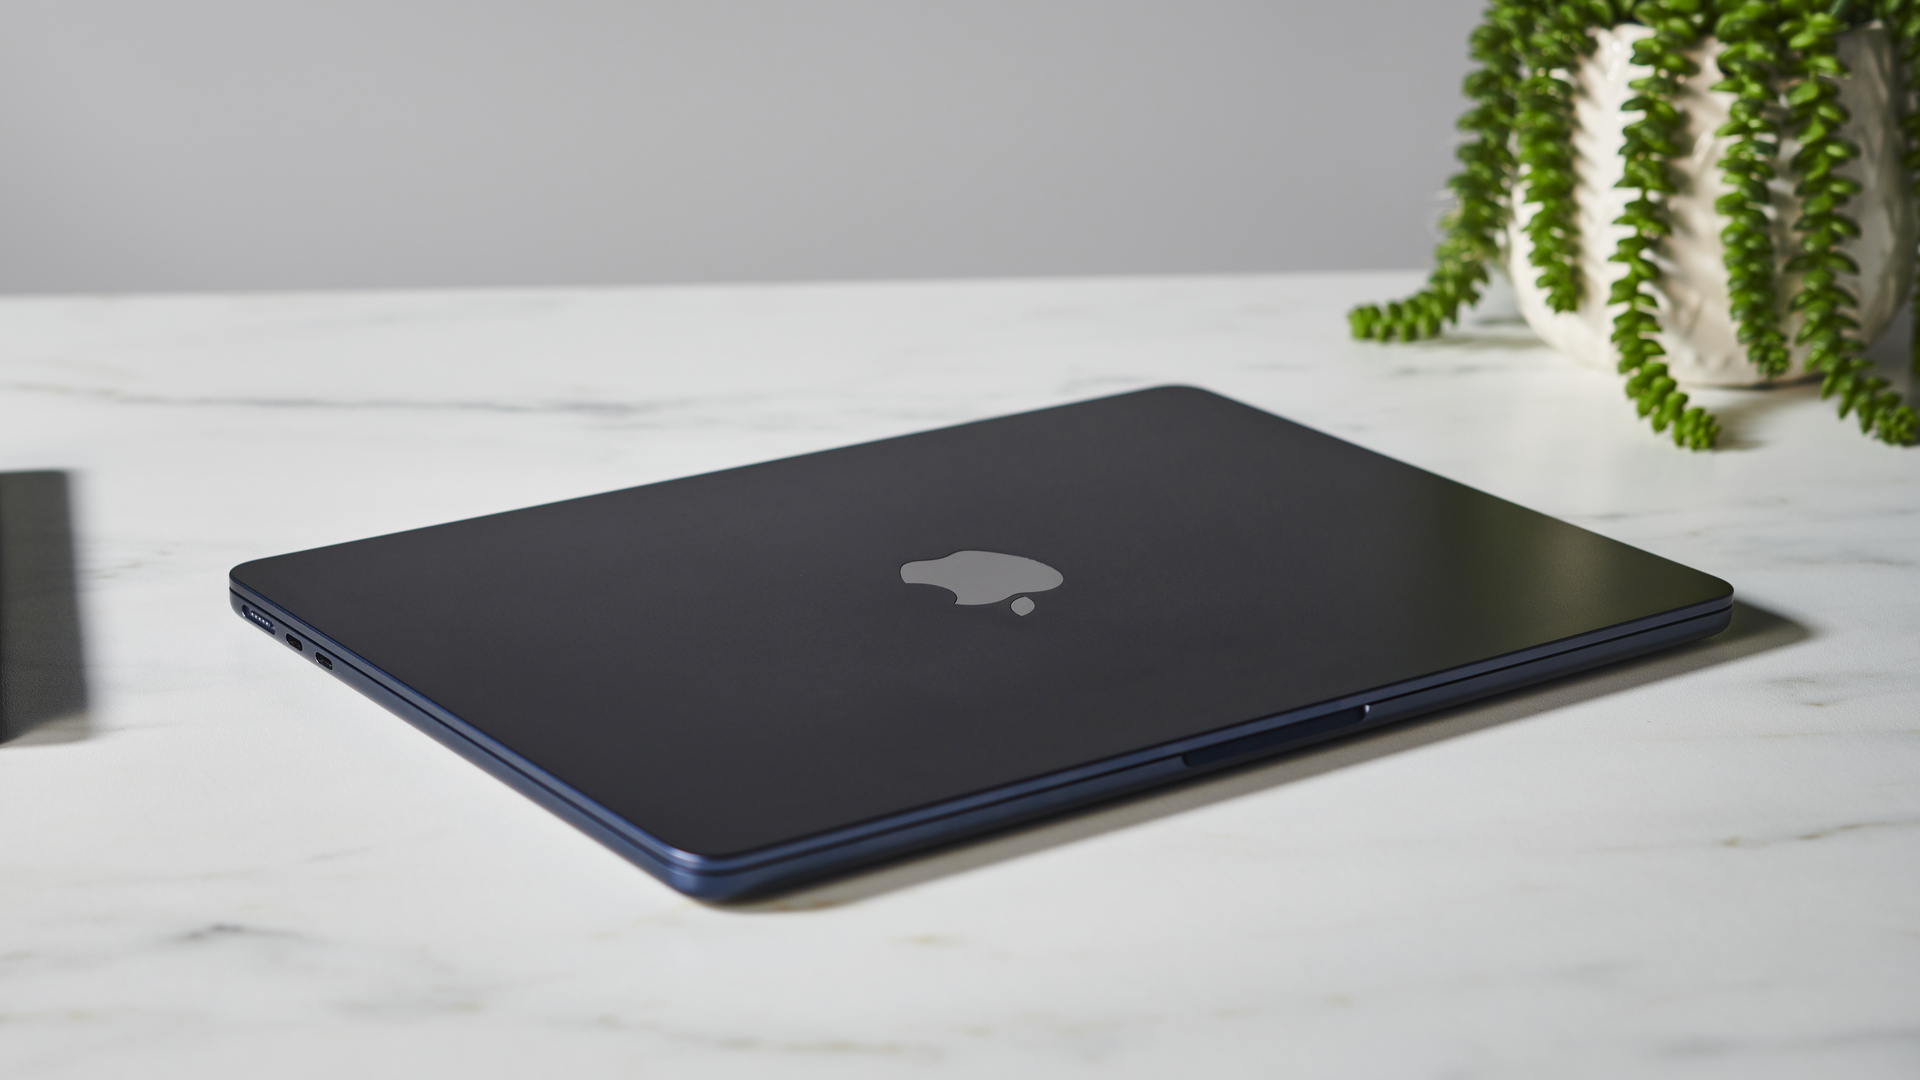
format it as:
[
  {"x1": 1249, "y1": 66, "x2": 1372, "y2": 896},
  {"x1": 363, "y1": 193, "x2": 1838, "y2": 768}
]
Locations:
[{"x1": 0, "y1": 0, "x2": 1483, "y2": 293}]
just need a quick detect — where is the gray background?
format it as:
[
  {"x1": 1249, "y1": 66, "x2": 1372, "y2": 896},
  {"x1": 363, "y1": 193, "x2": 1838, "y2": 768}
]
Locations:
[{"x1": 0, "y1": 0, "x2": 1482, "y2": 293}]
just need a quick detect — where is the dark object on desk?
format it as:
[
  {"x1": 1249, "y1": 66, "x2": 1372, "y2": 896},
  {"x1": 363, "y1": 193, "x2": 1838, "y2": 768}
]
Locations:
[
  {"x1": 1, "y1": 471, "x2": 88, "y2": 743},
  {"x1": 230, "y1": 387, "x2": 1732, "y2": 900}
]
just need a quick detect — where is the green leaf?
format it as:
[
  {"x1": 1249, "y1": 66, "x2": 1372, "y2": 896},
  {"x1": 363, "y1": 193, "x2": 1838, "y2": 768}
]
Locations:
[
  {"x1": 1803, "y1": 53, "x2": 1849, "y2": 76},
  {"x1": 1608, "y1": 278, "x2": 1646, "y2": 304},
  {"x1": 1786, "y1": 79, "x2": 1826, "y2": 105}
]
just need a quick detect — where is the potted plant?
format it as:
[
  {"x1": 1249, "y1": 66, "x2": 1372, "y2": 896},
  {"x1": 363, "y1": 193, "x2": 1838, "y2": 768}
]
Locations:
[{"x1": 1348, "y1": 0, "x2": 1920, "y2": 448}]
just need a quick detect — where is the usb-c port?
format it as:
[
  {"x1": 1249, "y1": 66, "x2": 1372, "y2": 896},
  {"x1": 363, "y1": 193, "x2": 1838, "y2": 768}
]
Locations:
[
  {"x1": 314, "y1": 652, "x2": 334, "y2": 671},
  {"x1": 285, "y1": 634, "x2": 303, "y2": 651}
]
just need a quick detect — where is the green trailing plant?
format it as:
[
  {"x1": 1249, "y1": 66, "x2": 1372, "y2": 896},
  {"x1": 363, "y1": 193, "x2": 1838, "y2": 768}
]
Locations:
[
  {"x1": 1899, "y1": 0, "x2": 1920, "y2": 375},
  {"x1": 1713, "y1": 3, "x2": 1792, "y2": 379},
  {"x1": 1613, "y1": 0, "x2": 1721, "y2": 449},
  {"x1": 1520, "y1": 3, "x2": 1597, "y2": 312},
  {"x1": 1349, "y1": 0, "x2": 1534, "y2": 342},
  {"x1": 1782, "y1": 1, "x2": 1920, "y2": 442},
  {"x1": 1348, "y1": 0, "x2": 1920, "y2": 449}
]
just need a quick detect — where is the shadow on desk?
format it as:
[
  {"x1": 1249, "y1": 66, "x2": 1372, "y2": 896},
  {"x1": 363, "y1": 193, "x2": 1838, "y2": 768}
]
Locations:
[
  {"x1": 730, "y1": 600, "x2": 1807, "y2": 912},
  {"x1": 0, "y1": 471, "x2": 90, "y2": 745}
]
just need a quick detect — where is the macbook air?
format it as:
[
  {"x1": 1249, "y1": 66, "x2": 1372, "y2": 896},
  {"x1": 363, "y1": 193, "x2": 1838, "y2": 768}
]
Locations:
[{"x1": 229, "y1": 386, "x2": 1732, "y2": 899}]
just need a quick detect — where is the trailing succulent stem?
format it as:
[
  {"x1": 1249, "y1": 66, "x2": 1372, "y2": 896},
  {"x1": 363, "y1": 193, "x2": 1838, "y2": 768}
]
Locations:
[
  {"x1": 1348, "y1": 0, "x2": 1534, "y2": 342},
  {"x1": 1892, "y1": 0, "x2": 1920, "y2": 377},
  {"x1": 1519, "y1": 4, "x2": 1598, "y2": 312},
  {"x1": 1613, "y1": 0, "x2": 1721, "y2": 449},
  {"x1": 1712, "y1": 2, "x2": 1791, "y2": 377},
  {"x1": 1782, "y1": 0, "x2": 1917, "y2": 444},
  {"x1": 1352, "y1": 0, "x2": 1920, "y2": 449}
]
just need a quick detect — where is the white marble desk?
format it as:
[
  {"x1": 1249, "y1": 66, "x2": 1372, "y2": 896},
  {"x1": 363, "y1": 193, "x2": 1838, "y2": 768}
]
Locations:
[{"x1": 0, "y1": 273, "x2": 1915, "y2": 1079}]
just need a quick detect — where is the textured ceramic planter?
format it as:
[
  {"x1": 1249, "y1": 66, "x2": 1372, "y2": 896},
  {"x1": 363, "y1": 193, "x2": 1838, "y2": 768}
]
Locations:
[{"x1": 1506, "y1": 23, "x2": 1917, "y2": 387}]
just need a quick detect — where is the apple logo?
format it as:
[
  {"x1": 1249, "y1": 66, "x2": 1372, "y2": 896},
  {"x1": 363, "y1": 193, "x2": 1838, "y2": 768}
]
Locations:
[{"x1": 900, "y1": 550, "x2": 1064, "y2": 616}]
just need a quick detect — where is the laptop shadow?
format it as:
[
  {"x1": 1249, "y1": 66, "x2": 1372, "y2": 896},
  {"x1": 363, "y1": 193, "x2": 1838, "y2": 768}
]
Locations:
[
  {"x1": 725, "y1": 600, "x2": 1806, "y2": 912},
  {"x1": 1, "y1": 471, "x2": 91, "y2": 745}
]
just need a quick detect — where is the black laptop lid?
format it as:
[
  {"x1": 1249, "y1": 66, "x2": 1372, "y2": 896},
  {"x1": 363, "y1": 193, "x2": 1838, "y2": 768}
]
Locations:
[{"x1": 232, "y1": 387, "x2": 1729, "y2": 858}]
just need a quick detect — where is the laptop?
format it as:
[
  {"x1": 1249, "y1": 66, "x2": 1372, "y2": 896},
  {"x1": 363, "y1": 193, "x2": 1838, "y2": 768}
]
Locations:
[{"x1": 229, "y1": 386, "x2": 1732, "y2": 900}]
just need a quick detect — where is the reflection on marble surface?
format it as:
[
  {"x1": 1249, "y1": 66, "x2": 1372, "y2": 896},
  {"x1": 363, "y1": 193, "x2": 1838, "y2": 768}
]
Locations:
[{"x1": 0, "y1": 273, "x2": 1915, "y2": 1078}]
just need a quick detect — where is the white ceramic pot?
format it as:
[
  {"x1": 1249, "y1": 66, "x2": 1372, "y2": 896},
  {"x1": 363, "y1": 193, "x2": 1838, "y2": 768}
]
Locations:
[{"x1": 1506, "y1": 23, "x2": 1916, "y2": 387}]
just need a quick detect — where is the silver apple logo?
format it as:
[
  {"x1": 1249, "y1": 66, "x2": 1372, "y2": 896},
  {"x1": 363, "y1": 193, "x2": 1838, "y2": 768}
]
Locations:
[{"x1": 900, "y1": 550, "x2": 1064, "y2": 616}]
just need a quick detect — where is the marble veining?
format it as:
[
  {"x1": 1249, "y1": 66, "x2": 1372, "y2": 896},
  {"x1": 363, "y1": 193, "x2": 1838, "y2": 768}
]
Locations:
[{"x1": 0, "y1": 272, "x2": 1915, "y2": 1078}]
